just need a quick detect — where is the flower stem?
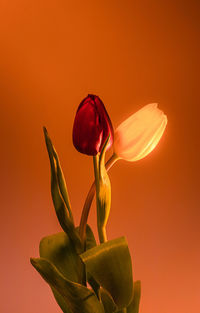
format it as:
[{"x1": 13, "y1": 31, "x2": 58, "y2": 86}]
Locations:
[
  {"x1": 79, "y1": 153, "x2": 119, "y2": 245},
  {"x1": 92, "y1": 154, "x2": 106, "y2": 243},
  {"x1": 105, "y1": 153, "x2": 119, "y2": 171},
  {"x1": 98, "y1": 225, "x2": 107, "y2": 243},
  {"x1": 93, "y1": 154, "x2": 100, "y2": 190},
  {"x1": 94, "y1": 153, "x2": 108, "y2": 244}
]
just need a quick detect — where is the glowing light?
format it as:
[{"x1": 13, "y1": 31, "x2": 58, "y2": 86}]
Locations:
[{"x1": 114, "y1": 103, "x2": 167, "y2": 161}]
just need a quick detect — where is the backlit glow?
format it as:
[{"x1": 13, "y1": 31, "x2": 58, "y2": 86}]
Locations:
[{"x1": 114, "y1": 103, "x2": 167, "y2": 161}]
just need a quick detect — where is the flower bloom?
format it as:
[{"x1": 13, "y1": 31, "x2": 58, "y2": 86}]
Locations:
[
  {"x1": 73, "y1": 94, "x2": 114, "y2": 156},
  {"x1": 114, "y1": 103, "x2": 167, "y2": 161}
]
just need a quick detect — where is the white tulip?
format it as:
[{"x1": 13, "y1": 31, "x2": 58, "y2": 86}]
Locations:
[{"x1": 114, "y1": 103, "x2": 167, "y2": 161}]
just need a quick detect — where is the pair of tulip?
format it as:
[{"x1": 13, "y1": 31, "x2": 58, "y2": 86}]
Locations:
[
  {"x1": 31, "y1": 96, "x2": 167, "y2": 313},
  {"x1": 73, "y1": 95, "x2": 167, "y2": 243},
  {"x1": 73, "y1": 94, "x2": 167, "y2": 162}
]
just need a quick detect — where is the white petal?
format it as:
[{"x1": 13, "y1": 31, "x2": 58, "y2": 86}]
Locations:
[{"x1": 114, "y1": 103, "x2": 167, "y2": 161}]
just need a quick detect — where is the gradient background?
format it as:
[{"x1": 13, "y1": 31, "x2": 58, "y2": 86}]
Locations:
[{"x1": 0, "y1": 1, "x2": 199, "y2": 313}]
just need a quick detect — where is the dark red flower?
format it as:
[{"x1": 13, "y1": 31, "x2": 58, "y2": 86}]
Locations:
[{"x1": 72, "y1": 94, "x2": 114, "y2": 156}]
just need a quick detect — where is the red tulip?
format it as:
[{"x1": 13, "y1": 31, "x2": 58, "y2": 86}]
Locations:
[{"x1": 73, "y1": 95, "x2": 114, "y2": 155}]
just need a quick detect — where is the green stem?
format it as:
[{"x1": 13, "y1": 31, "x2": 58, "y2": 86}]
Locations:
[
  {"x1": 79, "y1": 153, "x2": 119, "y2": 244},
  {"x1": 94, "y1": 153, "x2": 108, "y2": 244},
  {"x1": 93, "y1": 154, "x2": 100, "y2": 191},
  {"x1": 105, "y1": 153, "x2": 119, "y2": 171},
  {"x1": 92, "y1": 154, "x2": 106, "y2": 243},
  {"x1": 97, "y1": 225, "x2": 107, "y2": 243}
]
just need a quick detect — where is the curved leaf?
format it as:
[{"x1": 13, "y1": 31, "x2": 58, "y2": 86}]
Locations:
[
  {"x1": 76, "y1": 224, "x2": 97, "y2": 251},
  {"x1": 52, "y1": 142, "x2": 73, "y2": 222},
  {"x1": 39, "y1": 225, "x2": 97, "y2": 312},
  {"x1": 30, "y1": 258, "x2": 105, "y2": 313},
  {"x1": 40, "y1": 231, "x2": 83, "y2": 312},
  {"x1": 116, "y1": 281, "x2": 141, "y2": 313},
  {"x1": 80, "y1": 237, "x2": 133, "y2": 309},
  {"x1": 51, "y1": 288, "x2": 72, "y2": 313},
  {"x1": 43, "y1": 127, "x2": 82, "y2": 253},
  {"x1": 127, "y1": 281, "x2": 141, "y2": 313},
  {"x1": 100, "y1": 288, "x2": 117, "y2": 313},
  {"x1": 43, "y1": 127, "x2": 72, "y2": 219},
  {"x1": 39, "y1": 231, "x2": 82, "y2": 283},
  {"x1": 76, "y1": 225, "x2": 100, "y2": 297}
]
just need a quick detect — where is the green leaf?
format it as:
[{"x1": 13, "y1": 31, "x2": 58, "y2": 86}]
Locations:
[
  {"x1": 43, "y1": 127, "x2": 72, "y2": 220},
  {"x1": 127, "y1": 281, "x2": 141, "y2": 313},
  {"x1": 100, "y1": 288, "x2": 117, "y2": 313},
  {"x1": 80, "y1": 237, "x2": 133, "y2": 310},
  {"x1": 39, "y1": 224, "x2": 98, "y2": 283},
  {"x1": 51, "y1": 289, "x2": 72, "y2": 313},
  {"x1": 39, "y1": 232, "x2": 83, "y2": 313},
  {"x1": 30, "y1": 258, "x2": 105, "y2": 313},
  {"x1": 43, "y1": 127, "x2": 82, "y2": 253},
  {"x1": 76, "y1": 225, "x2": 100, "y2": 298},
  {"x1": 116, "y1": 280, "x2": 141, "y2": 313},
  {"x1": 52, "y1": 141, "x2": 74, "y2": 222},
  {"x1": 39, "y1": 231, "x2": 82, "y2": 283},
  {"x1": 116, "y1": 281, "x2": 141, "y2": 313},
  {"x1": 39, "y1": 225, "x2": 97, "y2": 312},
  {"x1": 76, "y1": 224, "x2": 97, "y2": 251}
]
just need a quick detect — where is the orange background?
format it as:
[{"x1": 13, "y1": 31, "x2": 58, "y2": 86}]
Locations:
[{"x1": 0, "y1": 1, "x2": 199, "y2": 313}]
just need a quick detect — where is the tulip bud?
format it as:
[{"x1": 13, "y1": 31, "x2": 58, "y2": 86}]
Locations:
[
  {"x1": 114, "y1": 103, "x2": 167, "y2": 161},
  {"x1": 73, "y1": 94, "x2": 114, "y2": 156}
]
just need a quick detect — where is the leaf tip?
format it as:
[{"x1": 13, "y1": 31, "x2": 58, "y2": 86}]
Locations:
[
  {"x1": 30, "y1": 257, "x2": 37, "y2": 267},
  {"x1": 43, "y1": 126, "x2": 48, "y2": 137}
]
